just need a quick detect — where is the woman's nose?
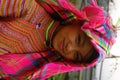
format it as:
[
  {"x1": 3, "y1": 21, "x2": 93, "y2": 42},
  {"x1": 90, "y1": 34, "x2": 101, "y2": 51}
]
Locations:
[{"x1": 66, "y1": 42, "x2": 78, "y2": 52}]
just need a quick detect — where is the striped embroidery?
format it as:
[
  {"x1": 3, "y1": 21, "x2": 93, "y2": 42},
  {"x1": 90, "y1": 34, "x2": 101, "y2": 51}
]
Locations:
[
  {"x1": 0, "y1": 19, "x2": 45, "y2": 53},
  {"x1": 45, "y1": 20, "x2": 55, "y2": 42}
]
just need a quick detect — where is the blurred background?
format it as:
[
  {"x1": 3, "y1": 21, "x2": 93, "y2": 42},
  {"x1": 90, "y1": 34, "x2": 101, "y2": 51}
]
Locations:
[{"x1": 47, "y1": 0, "x2": 120, "y2": 80}]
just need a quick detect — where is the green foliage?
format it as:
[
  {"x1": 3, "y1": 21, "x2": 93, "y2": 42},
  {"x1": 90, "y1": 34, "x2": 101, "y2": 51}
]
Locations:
[{"x1": 47, "y1": 73, "x2": 65, "y2": 80}]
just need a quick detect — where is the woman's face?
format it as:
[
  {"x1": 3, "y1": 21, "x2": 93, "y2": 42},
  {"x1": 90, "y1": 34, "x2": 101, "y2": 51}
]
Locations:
[{"x1": 52, "y1": 23, "x2": 94, "y2": 62}]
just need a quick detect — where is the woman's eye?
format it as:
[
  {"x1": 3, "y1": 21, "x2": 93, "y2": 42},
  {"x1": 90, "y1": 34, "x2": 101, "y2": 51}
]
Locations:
[
  {"x1": 74, "y1": 52, "x2": 79, "y2": 61},
  {"x1": 74, "y1": 51, "x2": 82, "y2": 62}
]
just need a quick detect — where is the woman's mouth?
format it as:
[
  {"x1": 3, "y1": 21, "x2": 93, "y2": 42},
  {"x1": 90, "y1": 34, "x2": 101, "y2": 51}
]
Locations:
[{"x1": 59, "y1": 38, "x2": 65, "y2": 53}]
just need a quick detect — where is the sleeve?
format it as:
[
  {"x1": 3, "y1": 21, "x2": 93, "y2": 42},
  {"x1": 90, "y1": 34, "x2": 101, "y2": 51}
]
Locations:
[
  {"x1": 0, "y1": 50, "x2": 62, "y2": 79},
  {"x1": 0, "y1": 53, "x2": 42, "y2": 79},
  {"x1": 0, "y1": 0, "x2": 32, "y2": 18},
  {"x1": 0, "y1": 53, "x2": 43, "y2": 78}
]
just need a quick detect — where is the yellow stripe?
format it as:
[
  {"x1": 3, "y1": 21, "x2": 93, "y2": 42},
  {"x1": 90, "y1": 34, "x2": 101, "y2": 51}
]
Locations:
[
  {"x1": 9, "y1": 0, "x2": 16, "y2": 17},
  {"x1": 16, "y1": 0, "x2": 22, "y2": 17},
  {"x1": 5, "y1": 0, "x2": 10, "y2": 16},
  {"x1": 1, "y1": 0, "x2": 6, "y2": 16},
  {"x1": 24, "y1": 0, "x2": 35, "y2": 21}
]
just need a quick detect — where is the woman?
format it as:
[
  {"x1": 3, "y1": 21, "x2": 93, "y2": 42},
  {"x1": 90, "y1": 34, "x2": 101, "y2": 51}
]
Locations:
[{"x1": 0, "y1": 0, "x2": 117, "y2": 79}]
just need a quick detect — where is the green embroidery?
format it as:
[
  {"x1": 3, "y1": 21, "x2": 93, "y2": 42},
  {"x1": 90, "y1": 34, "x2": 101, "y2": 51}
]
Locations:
[{"x1": 45, "y1": 20, "x2": 55, "y2": 43}]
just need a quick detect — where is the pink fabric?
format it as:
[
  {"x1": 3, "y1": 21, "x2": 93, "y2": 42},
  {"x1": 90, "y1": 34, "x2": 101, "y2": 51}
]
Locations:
[
  {"x1": 0, "y1": 0, "x2": 117, "y2": 80},
  {"x1": 58, "y1": 0, "x2": 106, "y2": 28},
  {"x1": 0, "y1": 53, "x2": 41, "y2": 75}
]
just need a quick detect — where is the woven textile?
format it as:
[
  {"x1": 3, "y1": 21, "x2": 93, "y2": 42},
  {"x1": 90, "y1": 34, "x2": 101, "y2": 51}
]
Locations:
[
  {"x1": 0, "y1": 0, "x2": 60, "y2": 53},
  {"x1": 0, "y1": 0, "x2": 117, "y2": 80},
  {"x1": 0, "y1": 0, "x2": 61, "y2": 79}
]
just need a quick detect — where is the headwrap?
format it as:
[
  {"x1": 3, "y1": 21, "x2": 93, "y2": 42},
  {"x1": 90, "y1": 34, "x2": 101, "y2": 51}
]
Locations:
[
  {"x1": 0, "y1": 0, "x2": 117, "y2": 80},
  {"x1": 39, "y1": 0, "x2": 117, "y2": 61},
  {"x1": 37, "y1": 0, "x2": 117, "y2": 79}
]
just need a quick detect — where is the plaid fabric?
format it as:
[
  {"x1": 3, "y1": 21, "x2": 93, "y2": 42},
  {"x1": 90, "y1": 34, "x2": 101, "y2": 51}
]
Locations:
[
  {"x1": 38, "y1": 0, "x2": 78, "y2": 24},
  {"x1": 0, "y1": 0, "x2": 117, "y2": 80},
  {"x1": 0, "y1": 50, "x2": 63, "y2": 79}
]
